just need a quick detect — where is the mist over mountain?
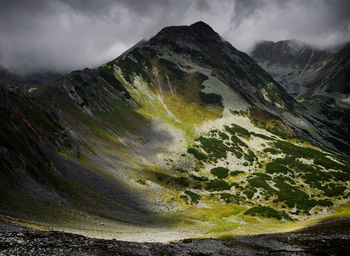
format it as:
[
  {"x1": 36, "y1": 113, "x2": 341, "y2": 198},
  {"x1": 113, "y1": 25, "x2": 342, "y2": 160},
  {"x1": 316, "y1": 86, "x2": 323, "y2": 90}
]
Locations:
[
  {"x1": 251, "y1": 40, "x2": 349, "y2": 98},
  {"x1": 1, "y1": 0, "x2": 349, "y2": 75}
]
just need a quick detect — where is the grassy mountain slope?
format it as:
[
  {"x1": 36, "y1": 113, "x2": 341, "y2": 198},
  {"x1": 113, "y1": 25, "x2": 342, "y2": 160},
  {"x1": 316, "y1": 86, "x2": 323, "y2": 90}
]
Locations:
[{"x1": 0, "y1": 22, "x2": 349, "y2": 241}]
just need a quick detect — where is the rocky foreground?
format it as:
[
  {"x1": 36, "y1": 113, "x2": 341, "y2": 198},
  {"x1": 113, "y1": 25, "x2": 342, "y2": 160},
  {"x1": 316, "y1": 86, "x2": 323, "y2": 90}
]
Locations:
[{"x1": 1, "y1": 218, "x2": 350, "y2": 256}]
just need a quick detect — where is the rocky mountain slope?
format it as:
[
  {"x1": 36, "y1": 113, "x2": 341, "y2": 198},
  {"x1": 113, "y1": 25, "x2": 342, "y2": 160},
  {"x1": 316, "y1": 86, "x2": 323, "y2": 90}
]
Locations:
[
  {"x1": 1, "y1": 217, "x2": 350, "y2": 255},
  {"x1": 251, "y1": 40, "x2": 350, "y2": 105},
  {"x1": 251, "y1": 40, "x2": 333, "y2": 95},
  {"x1": 0, "y1": 21, "x2": 350, "y2": 241},
  {"x1": 0, "y1": 68, "x2": 62, "y2": 92},
  {"x1": 305, "y1": 43, "x2": 350, "y2": 107},
  {"x1": 251, "y1": 40, "x2": 350, "y2": 152}
]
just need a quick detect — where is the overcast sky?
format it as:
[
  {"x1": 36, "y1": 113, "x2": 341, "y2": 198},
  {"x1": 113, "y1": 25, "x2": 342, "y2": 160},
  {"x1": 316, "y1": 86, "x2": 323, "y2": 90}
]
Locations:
[{"x1": 1, "y1": 0, "x2": 349, "y2": 75}]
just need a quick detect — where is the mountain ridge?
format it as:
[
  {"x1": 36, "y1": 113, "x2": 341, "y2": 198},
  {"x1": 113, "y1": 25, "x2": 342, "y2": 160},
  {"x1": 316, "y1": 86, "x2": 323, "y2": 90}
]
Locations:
[
  {"x1": 251, "y1": 39, "x2": 349, "y2": 100},
  {"x1": 251, "y1": 39, "x2": 350, "y2": 153},
  {"x1": 251, "y1": 39, "x2": 335, "y2": 95}
]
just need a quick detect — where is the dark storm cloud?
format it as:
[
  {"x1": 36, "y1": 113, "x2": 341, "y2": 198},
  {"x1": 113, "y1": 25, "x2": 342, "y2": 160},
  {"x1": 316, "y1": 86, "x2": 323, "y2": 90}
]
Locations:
[
  {"x1": 226, "y1": 0, "x2": 350, "y2": 51},
  {"x1": 0, "y1": 0, "x2": 349, "y2": 75}
]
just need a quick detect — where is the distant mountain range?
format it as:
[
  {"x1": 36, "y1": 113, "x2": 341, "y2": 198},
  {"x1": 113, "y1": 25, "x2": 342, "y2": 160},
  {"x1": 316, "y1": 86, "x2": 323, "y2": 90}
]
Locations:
[
  {"x1": 0, "y1": 68, "x2": 62, "y2": 91},
  {"x1": 251, "y1": 39, "x2": 350, "y2": 108}
]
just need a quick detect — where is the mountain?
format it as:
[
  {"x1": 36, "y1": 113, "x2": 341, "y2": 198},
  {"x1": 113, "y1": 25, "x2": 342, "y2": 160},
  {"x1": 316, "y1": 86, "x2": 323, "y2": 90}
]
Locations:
[
  {"x1": 251, "y1": 40, "x2": 334, "y2": 95},
  {"x1": 1, "y1": 21, "x2": 350, "y2": 241},
  {"x1": 304, "y1": 43, "x2": 350, "y2": 107},
  {"x1": 251, "y1": 40, "x2": 350, "y2": 106},
  {"x1": 0, "y1": 67, "x2": 62, "y2": 91},
  {"x1": 251, "y1": 40, "x2": 350, "y2": 153}
]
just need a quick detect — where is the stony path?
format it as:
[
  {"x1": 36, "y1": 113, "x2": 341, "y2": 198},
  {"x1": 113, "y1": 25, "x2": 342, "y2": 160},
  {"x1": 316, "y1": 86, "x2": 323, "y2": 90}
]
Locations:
[{"x1": 1, "y1": 218, "x2": 350, "y2": 255}]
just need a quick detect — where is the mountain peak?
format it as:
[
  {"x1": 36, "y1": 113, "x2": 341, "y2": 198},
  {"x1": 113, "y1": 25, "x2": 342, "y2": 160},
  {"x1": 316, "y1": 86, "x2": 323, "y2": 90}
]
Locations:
[
  {"x1": 122, "y1": 21, "x2": 295, "y2": 114},
  {"x1": 149, "y1": 21, "x2": 221, "y2": 47},
  {"x1": 251, "y1": 39, "x2": 327, "y2": 67},
  {"x1": 189, "y1": 21, "x2": 219, "y2": 41},
  {"x1": 189, "y1": 21, "x2": 215, "y2": 32}
]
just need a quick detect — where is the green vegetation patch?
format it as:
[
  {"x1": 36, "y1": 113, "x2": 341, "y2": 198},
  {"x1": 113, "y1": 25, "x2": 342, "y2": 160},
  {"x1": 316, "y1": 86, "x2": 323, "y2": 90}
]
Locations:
[
  {"x1": 330, "y1": 171, "x2": 350, "y2": 182},
  {"x1": 225, "y1": 124, "x2": 251, "y2": 138},
  {"x1": 323, "y1": 185, "x2": 346, "y2": 197},
  {"x1": 199, "y1": 92, "x2": 223, "y2": 106},
  {"x1": 265, "y1": 161, "x2": 294, "y2": 175},
  {"x1": 231, "y1": 170, "x2": 244, "y2": 177},
  {"x1": 189, "y1": 174, "x2": 208, "y2": 182},
  {"x1": 248, "y1": 175, "x2": 275, "y2": 194},
  {"x1": 243, "y1": 186, "x2": 257, "y2": 199},
  {"x1": 274, "y1": 176, "x2": 309, "y2": 202},
  {"x1": 184, "y1": 190, "x2": 201, "y2": 204},
  {"x1": 231, "y1": 136, "x2": 248, "y2": 148},
  {"x1": 220, "y1": 193, "x2": 238, "y2": 203},
  {"x1": 193, "y1": 128, "x2": 254, "y2": 162},
  {"x1": 263, "y1": 147, "x2": 279, "y2": 154},
  {"x1": 273, "y1": 177, "x2": 317, "y2": 212},
  {"x1": 210, "y1": 167, "x2": 229, "y2": 179},
  {"x1": 198, "y1": 136, "x2": 229, "y2": 160},
  {"x1": 175, "y1": 177, "x2": 189, "y2": 187},
  {"x1": 251, "y1": 132, "x2": 273, "y2": 140},
  {"x1": 317, "y1": 199, "x2": 333, "y2": 207},
  {"x1": 274, "y1": 141, "x2": 320, "y2": 159},
  {"x1": 137, "y1": 179, "x2": 146, "y2": 185},
  {"x1": 244, "y1": 149, "x2": 257, "y2": 164},
  {"x1": 245, "y1": 206, "x2": 292, "y2": 220},
  {"x1": 274, "y1": 141, "x2": 349, "y2": 173},
  {"x1": 206, "y1": 179, "x2": 232, "y2": 191},
  {"x1": 249, "y1": 108, "x2": 294, "y2": 139},
  {"x1": 218, "y1": 131, "x2": 229, "y2": 140},
  {"x1": 187, "y1": 147, "x2": 207, "y2": 161}
]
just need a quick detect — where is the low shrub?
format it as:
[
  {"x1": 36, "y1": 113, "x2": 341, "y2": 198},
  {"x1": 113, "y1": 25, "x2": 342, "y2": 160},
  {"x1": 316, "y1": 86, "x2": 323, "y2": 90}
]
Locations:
[
  {"x1": 245, "y1": 206, "x2": 292, "y2": 220},
  {"x1": 206, "y1": 179, "x2": 231, "y2": 191},
  {"x1": 210, "y1": 167, "x2": 229, "y2": 179}
]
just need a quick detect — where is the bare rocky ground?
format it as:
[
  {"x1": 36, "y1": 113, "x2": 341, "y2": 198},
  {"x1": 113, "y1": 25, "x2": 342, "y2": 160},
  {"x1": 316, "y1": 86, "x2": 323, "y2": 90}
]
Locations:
[{"x1": 1, "y1": 218, "x2": 350, "y2": 256}]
